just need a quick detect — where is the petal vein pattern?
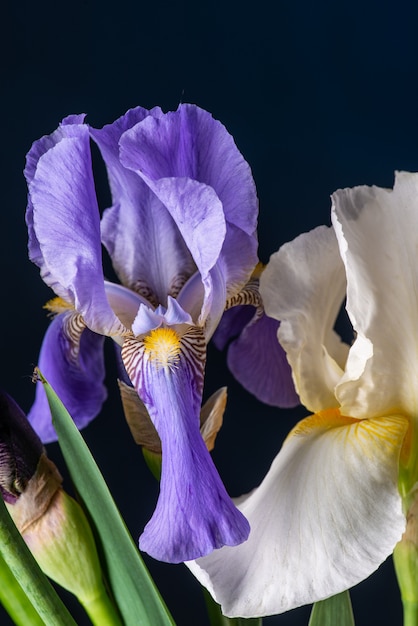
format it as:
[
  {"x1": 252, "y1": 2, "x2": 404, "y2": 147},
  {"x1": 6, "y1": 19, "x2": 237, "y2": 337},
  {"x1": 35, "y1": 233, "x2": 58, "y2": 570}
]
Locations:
[
  {"x1": 122, "y1": 327, "x2": 250, "y2": 562},
  {"x1": 188, "y1": 410, "x2": 408, "y2": 617}
]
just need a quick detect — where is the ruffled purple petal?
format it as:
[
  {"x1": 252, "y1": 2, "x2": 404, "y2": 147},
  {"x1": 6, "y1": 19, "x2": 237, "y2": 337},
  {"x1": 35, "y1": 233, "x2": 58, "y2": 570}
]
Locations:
[
  {"x1": 120, "y1": 128, "x2": 227, "y2": 314},
  {"x1": 122, "y1": 329, "x2": 250, "y2": 562},
  {"x1": 25, "y1": 116, "x2": 86, "y2": 283},
  {"x1": 91, "y1": 108, "x2": 196, "y2": 306},
  {"x1": 25, "y1": 118, "x2": 123, "y2": 337},
  {"x1": 119, "y1": 104, "x2": 257, "y2": 238},
  {"x1": 119, "y1": 104, "x2": 259, "y2": 320},
  {"x1": 28, "y1": 314, "x2": 107, "y2": 443},
  {"x1": 227, "y1": 312, "x2": 299, "y2": 408},
  {"x1": 138, "y1": 103, "x2": 259, "y2": 293}
]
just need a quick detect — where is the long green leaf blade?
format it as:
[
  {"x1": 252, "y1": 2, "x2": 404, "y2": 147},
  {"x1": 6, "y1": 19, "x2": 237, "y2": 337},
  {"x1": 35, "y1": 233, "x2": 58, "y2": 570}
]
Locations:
[
  {"x1": 308, "y1": 591, "x2": 355, "y2": 626},
  {"x1": 0, "y1": 550, "x2": 45, "y2": 626},
  {"x1": 0, "y1": 497, "x2": 77, "y2": 626},
  {"x1": 39, "y1": 370, "x2": 175, "y2": 626}
]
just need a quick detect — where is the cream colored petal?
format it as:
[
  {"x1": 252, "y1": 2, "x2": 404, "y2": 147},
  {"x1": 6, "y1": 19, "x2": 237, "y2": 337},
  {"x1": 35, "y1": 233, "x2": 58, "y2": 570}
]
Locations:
[
  {"x1": 260, "y1": 226, "x2": 348, "y2": 413},
  {"x1": 187, "y1": 411, "x2": 408, "y2": 617},
  {"x1": 332, "y1": 172, "x2": 418, "y2": 418}
]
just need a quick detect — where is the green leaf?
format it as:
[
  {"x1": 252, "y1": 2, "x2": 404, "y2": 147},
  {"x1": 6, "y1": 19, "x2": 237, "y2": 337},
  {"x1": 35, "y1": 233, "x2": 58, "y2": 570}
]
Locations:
[
  {"x1": 0, "y1": 497, "x2": 77, "y2": 626},
  {"x1": 0, "y1": 549, "x2": 45, "y2": 626},
  {"x1": 39, "y1": 370, "x2": 175, "y2": 626},
  {"x1": 203, "y1": 588, "x2": 262, "y2": 626},
  {"x1": 308, "y1": 591, "x2": 355, "y2": 626}
]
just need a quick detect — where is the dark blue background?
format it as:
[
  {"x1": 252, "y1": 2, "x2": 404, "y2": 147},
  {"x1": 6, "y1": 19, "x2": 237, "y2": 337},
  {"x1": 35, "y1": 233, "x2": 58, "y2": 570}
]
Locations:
[{"x1": 2, "y1": 0, "x2": 418, "y2": 624}]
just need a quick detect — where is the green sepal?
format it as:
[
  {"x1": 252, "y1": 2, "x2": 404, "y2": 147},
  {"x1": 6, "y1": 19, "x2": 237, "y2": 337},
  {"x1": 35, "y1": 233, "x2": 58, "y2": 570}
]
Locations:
[
  {"x1": 38, "y1": 369, "x2": 175, "y2": 626},
  {"x1": 0, "y1": 496, "x2": 77, "y2": 625},
  {"x1": 308, "y1": 590, "x2": 355, "y2": 626},
  {"x1": 203, "y1": 588, "x2": 262, "y2": 626}
]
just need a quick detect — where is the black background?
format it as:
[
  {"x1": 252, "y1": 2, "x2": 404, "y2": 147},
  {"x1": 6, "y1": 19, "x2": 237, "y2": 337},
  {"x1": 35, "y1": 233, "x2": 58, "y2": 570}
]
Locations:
[{"x1": 2, "y1": 1, "x2": 418, "y2": 624}]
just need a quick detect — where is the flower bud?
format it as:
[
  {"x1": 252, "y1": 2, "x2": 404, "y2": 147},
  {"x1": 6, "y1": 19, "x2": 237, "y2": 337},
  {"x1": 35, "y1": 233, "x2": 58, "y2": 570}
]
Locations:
[
  {"x1": 0, "y1": 392, "x2": 43, "y2": 504},
  {"x1": 0, "y1": 392, "x2": 119, "y2": 623}
]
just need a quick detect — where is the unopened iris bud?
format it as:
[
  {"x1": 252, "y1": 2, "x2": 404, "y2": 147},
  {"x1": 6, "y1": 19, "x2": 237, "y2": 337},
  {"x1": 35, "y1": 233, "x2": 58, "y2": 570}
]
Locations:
[
  {"x1": 0, "y1": 392, "x2": 44, "y2": 504},
  {"x1": 119, "y1": 380, "x2": 227, "y2": 478},
  {"x1": 0, "y1": 392, "x2": 120, "y2": 625}
]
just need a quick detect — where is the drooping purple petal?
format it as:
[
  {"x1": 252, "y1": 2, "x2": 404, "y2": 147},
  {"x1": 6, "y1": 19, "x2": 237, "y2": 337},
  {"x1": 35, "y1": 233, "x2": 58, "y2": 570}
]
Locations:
[
  {"x1": 91, "y1": 108, "x2": 196, "y2": 307},
  {"x1": 227, "y1": 312, "x2": 299, "y2": 407},
  {"x1": 0, "y1": 393, "x2": 43, "y2": 504},
  {"x1": 28, "y1": 313, "x2": 107, "y2": 443},
  {"x1": 122, "y1": 327, "x2": 250, "y2": 562},
  {"x1": 213, "y1": 305, "x2": 255, "y2": 351},
  {"x1": 25, "y1": 119, "x2": 123, "y2": 337}
]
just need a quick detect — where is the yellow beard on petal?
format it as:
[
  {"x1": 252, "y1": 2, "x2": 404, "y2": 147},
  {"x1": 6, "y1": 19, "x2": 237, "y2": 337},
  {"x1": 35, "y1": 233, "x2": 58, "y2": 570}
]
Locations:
[
  {"x1": 43, "y1": 297, "x2": 74, "y2": 316},
  {"x1": 288, "y1": 407, "x2": 359, "y2": 439},
  {"x1": 143, "y1": 327, "x2": 181, "y2": 369},
  {"x1": 287, "y1": 407, "x2": 409, "y2": 467}
]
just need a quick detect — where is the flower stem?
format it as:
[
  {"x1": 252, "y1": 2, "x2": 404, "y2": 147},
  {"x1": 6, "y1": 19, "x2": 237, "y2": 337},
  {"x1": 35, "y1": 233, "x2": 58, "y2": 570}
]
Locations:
[
  {"x1": 402, "y1": 601, "x2": 418, "y2": 626},
  {"x1": 394, "y1": 488, "x2": 418, "y2": 626},
  {"x1": 81, "y1": 589, "x2": 123, "y2": 626}
]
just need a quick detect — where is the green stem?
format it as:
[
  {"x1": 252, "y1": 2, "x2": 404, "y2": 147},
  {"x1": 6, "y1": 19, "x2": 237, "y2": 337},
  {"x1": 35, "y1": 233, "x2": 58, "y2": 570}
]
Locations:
[
  {"x1": 0, "y1": 550, "x2": 44, "y2": 625},
  {"x1": 0, "y1": 497, "x2": 77, "y2": 626},
  {"x1": 81, "y1": 589, "x2": 124, "y2": 626},
  {"x1": 402, "y1": 601, "x2": 418, "y2": 626}
]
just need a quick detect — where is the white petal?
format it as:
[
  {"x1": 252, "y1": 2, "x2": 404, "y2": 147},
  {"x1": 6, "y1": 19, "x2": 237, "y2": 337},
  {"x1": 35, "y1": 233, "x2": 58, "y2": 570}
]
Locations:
[
  {"x1": 332, "y1": 172, "x2": 418, "y2": 418},
  {"x1": 187, "y1": 411, "x2": 408, "y2": 617},
  {"x1": 260, "y1": 226, "x2": 348, "y2": 413}
]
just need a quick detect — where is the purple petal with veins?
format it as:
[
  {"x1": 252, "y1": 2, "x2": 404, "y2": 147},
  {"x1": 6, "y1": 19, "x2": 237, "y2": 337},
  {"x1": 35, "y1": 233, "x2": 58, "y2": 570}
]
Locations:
[
  {"x1": 122, "y1": 326, "x2": 250, "y2": 562},
  {"x1": 28, "y1": 314, "x2": 107, "y2": 443}
]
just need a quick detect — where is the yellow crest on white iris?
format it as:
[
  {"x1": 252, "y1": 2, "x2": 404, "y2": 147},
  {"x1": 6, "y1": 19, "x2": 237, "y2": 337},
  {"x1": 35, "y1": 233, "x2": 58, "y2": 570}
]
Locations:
[{"x1": 187, "y1": 171, "x2": 418, "y2": 617}]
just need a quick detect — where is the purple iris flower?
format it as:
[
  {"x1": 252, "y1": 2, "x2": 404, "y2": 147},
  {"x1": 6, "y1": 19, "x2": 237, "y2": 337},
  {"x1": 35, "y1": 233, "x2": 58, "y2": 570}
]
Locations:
[{"x1": 25, "y1": 104, "x2": 259, "y2": 563}]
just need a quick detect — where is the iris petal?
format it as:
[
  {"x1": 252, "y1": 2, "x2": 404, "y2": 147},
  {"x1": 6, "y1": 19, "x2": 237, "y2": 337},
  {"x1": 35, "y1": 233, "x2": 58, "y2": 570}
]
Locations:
[
  {"x1": 227, "y1": 312, "x2": 299, "y2": 407},
  {"x1": 91, "y1": 108, "x2": 196, "y2": 307},
  {"x1": 332, "y1": 172, "x2": 418, "y2": 419},
  {"x1": 260, "y1": 225, "x2": 348, "y2": 413},
  {"x1": 28, "y1": 313, "x2": 107, "y2": 443},
  {"x1": 119, "y1": 104, "x2": 258, "y2": 323},
  {"x1": 188, "y1": 410, "x2": 408, "y2": 617},
  {"x1": 122, "y1": 327, "x2": 250, "y2": 562},
  {"x1": 26, "y1": 120, "x2": 123, "y2": 337}
]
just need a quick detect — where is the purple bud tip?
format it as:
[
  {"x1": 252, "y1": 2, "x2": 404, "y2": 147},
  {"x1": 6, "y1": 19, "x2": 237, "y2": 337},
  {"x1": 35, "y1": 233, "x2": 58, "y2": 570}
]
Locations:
[{"x1": 0, "y1": 392, "x2": 43, "y2": 503}]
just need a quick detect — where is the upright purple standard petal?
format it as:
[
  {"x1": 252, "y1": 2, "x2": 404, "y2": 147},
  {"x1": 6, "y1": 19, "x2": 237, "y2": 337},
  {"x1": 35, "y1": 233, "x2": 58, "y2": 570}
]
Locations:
[
  {"x1": 119, "y1": 104, "x2": 258, "y2": 319},
  {"x1": 91, "y1": 108, "x2": 196, "y2": 307},
  {"x1": 122, "y1": 326, "x2": 250, "y2": 562},
  {"x1": 28, "y1": 314, "x2": 107, "y2": 443}
]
